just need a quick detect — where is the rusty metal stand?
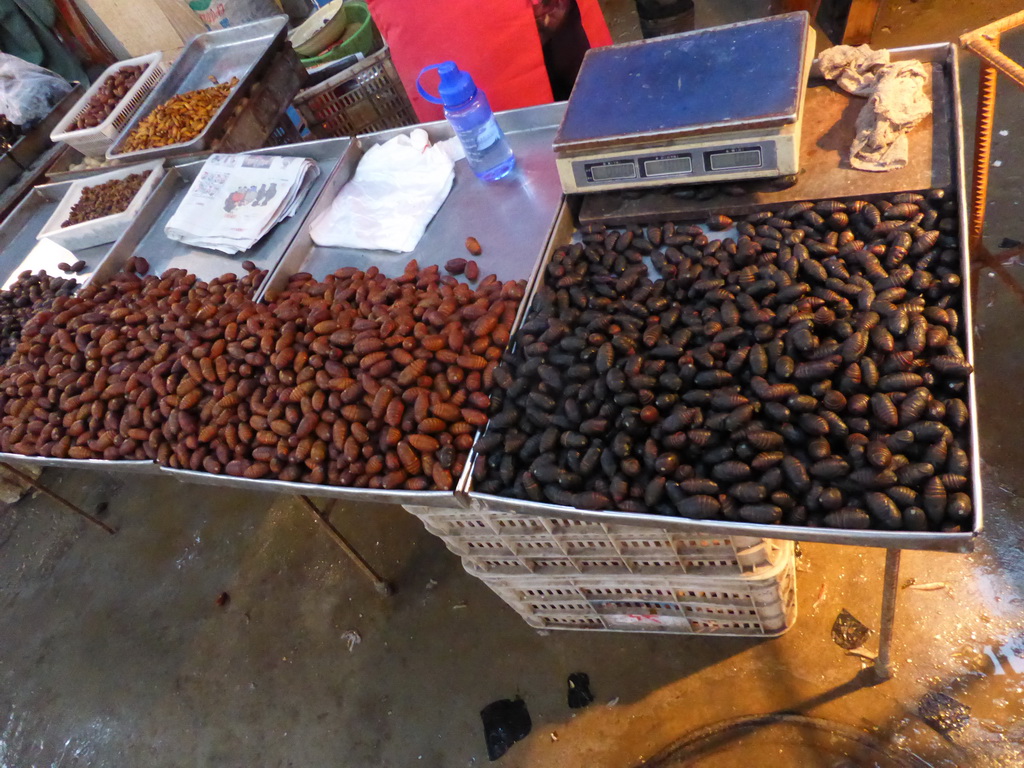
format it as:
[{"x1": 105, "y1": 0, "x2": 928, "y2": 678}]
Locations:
[
  {"x1": 961, "y1": 11, "x2": 1024, "y2": 260},
  {"x1": 0, "y1": 462, "x2": 115, "y2": 534},
  {"x1": 874, "y1": 548, "x2": 902, "y2": 680},
  {"x1": 298, "y1": 495, "x2": 394, "y2": 596}
]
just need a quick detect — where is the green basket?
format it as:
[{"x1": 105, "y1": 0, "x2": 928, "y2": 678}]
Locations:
[{"x1": 300, "y1": 2, "x2": 378, "y2": 66}]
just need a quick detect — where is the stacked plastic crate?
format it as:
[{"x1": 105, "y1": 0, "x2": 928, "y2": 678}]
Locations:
[{"x1": 404, "y1": 504, "x2": 797, "y2": 637}]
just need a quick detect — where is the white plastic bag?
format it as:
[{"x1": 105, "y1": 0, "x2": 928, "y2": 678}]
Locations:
[
  {"x1": 0, "y1": 54, "x2": 73, "y2": 126},
  {"x1": 309, "y1": 128, "x2": 455, "y2": 253}
]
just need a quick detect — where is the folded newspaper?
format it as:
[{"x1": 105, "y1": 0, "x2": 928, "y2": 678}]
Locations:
[{"x1": 165, "y1": 153, "x2": 320, "y2": 254}]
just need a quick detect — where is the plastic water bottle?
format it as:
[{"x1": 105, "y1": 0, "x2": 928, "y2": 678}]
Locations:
[{"x1": 416, "y1": 62, "x2": 516, "y2": 182}]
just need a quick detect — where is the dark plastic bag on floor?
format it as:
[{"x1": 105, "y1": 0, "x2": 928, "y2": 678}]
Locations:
[
  {"x1": 831, "y1": 609, "x2": 870, "y2": 650},
  {"x1": 481, "y1": 696, "x2": 531, "y2": 761},
  {"x1": 567, "y1": 672, "x2": 594, "y2": 709}
]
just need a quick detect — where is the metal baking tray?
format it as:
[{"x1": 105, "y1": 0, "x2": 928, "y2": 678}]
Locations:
[
  {"x1": 105, "y1": 16, "x2": 289, "y2": 163},
  {"x1": 92, "y1": 139, "x2": 350, "y2": 285},
  {"x1": 0, "y1": 178, "x2": 123, "y2": 291},
  {"x1": 257, "y1": 101, "x2": 568, "y2": 299},
  {"x1": 157, "y1": 105, "x2": 567, "y2": 506},
  {"x1": 463, "y1": 45, "x2": 982, "y2": 553},
  {"x1": 0, "y1": 141, "x2": 346, "y2": 476},
  {"x1": 0, "y1": 170, "x2": 160, "y2": 474}
]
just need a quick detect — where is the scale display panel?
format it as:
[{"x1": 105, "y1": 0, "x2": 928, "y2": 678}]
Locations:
[{"x1": 573, "y1": 143, "x2": 778, "y2": 189}]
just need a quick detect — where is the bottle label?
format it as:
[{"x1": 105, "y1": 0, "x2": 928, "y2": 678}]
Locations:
[{"x1": 473, "y1": 118, "x2": 501, "y2": 151}]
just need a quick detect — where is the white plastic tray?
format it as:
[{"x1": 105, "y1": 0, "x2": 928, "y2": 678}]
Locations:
[
  {"x1": 50, "y1": 53, "x2": 165, "y2": 158},
  {"x1": 36, "y1": 160, "x2": 165, "y2": 250}
]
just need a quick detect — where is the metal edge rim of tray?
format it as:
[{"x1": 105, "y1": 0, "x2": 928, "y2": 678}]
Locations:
[
  {"x1": 950, "y1": 43, "x2": 984, "y2": 542},
  {"x1": 551, "y1": 12, "x2": 812, "y2": 153},
  {"x1": 0, "y1": 453, "x2": 158, "y2": 473},
  {"x1": 159, "y1": 465, "x2": 462, "y2": 506},
  {"x1": 104, "y1": 16, "x2": 289, "y2": 163},
  {"x1": 463, "y1": 44, "x2": 980, "y2": 552}
]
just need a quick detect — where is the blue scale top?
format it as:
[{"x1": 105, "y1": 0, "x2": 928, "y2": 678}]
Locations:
[{"x1": 554, "y1": 13, "x2": 810, "y2": 151}]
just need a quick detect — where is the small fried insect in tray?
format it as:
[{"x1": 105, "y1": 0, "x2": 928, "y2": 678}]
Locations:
[{"x1": 474, "y1": 190, "x2": 974, "y2": 532}]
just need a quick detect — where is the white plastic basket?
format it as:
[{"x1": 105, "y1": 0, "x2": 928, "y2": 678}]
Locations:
[
  {"x1": 50, "y1": 53, "x2": 165, "y2": 158},
  {"x1": 404, "y1": 505, "x2": 783, "y2": 577},
  {"x1": 36, "y1": 160, "x2": 165, "y2": 251},
  {"x1": 471, "y1": 543, "x2": 798, "y2": 637}
]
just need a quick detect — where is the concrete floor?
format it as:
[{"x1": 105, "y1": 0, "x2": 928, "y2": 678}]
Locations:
[{"x1": 5, "y1": 2, "x2": 1024, "y2": 766}]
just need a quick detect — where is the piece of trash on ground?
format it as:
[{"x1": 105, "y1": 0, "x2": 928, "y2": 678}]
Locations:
[
  {"x1": 906, "y1": 581, "x2": 950, "y2": 592},
  {"x1": 919, "y1": 691, "x2": 970, "y2": 736},
  {"x1": 568, "y1": 672, "x2": 595, "y2": 709},
  {"x1": 832, "y1": 609, "x2": 871, "y2": 650},
  {"x1": 847, "y1": 648, "x2": 878, "y2": 663},
  {"x1": 481, "y1": 696, "x2": 532, "y2": 761},
  {"x1": 812, "y1": 582, "x2": 828, "y2": 610},
  {"x1": 341, "y1": 629, "x2": 361, "y2": 651}
]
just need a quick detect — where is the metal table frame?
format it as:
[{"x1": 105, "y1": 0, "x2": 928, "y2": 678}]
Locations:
[{"x1": 0, "y1": 56, "x2": 977, "y2": 675}]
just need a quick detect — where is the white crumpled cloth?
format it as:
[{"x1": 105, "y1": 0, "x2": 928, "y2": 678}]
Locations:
[
  {"x1": 818, "y1": 45, "x2": 932, "y2": 172},
  {"x1": 309, "y1": 128, "x2": 461, "y2": 252}
]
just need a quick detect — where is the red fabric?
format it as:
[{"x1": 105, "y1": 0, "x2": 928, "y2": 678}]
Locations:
[
  {"x1": 578, "y1": 0, "x2": 613, "y2": 47},
  {"x1": 367, "y1": 0, "x2": 553, "y2": 123}
]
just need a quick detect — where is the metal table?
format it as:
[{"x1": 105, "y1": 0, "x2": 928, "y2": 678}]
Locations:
[
  {"x1": 461, "y1": 44, "x2": 978, "y2": 679},
  {"x1": 0, "y1": 55, "x2": 979, "y2": 675}
]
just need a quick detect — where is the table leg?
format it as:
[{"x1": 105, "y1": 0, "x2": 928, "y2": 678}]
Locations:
[
  {"x1": 0, "y1": 462, "x2": 116, "y2": 534},
  {"x1": 298, "y1": 495, "x2": 394, "y2": 596},
  {"x1": 874, "y1": 548, "x2": 901, "y2": 680}
]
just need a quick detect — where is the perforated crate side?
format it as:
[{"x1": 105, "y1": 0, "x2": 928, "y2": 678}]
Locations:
[
  {"x1": 293, "y1": 45, "x2": 416, "y2": 138},
  {"x1": 470, "y1": 544, "x2": 797, "y2": 637},
  {"x1": 404, "y1": 505, "x2": 550, "y2": 537}
]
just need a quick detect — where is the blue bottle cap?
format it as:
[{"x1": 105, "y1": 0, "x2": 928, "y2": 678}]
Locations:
[{"x1": 416, "y1": 62, "x2": 477, "y2": 108}]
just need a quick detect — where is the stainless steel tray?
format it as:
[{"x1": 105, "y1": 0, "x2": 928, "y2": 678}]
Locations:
[
  {"x1": 0, "y1": 179, "x2": 118, "y2": 291},
  {"x1": 257, "y1": 102, "x2": 568, "y2": 299},
  {"x1": 463, "y1": 45, "x2": 982, "y2": 553},
  {"x1": 106, "y1": 16, "x2": 289, "y2": 163},
  {"x1": 92, "y1": 139, "x2": 350, "y2": 285},
  {"x1": 159, "y1": 105, "x2": 567, "y2": 507}
]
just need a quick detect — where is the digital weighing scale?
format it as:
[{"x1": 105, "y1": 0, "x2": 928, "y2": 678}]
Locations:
[{"x1": 553, "y1": 12, "x2": 816, "y2": 194}]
